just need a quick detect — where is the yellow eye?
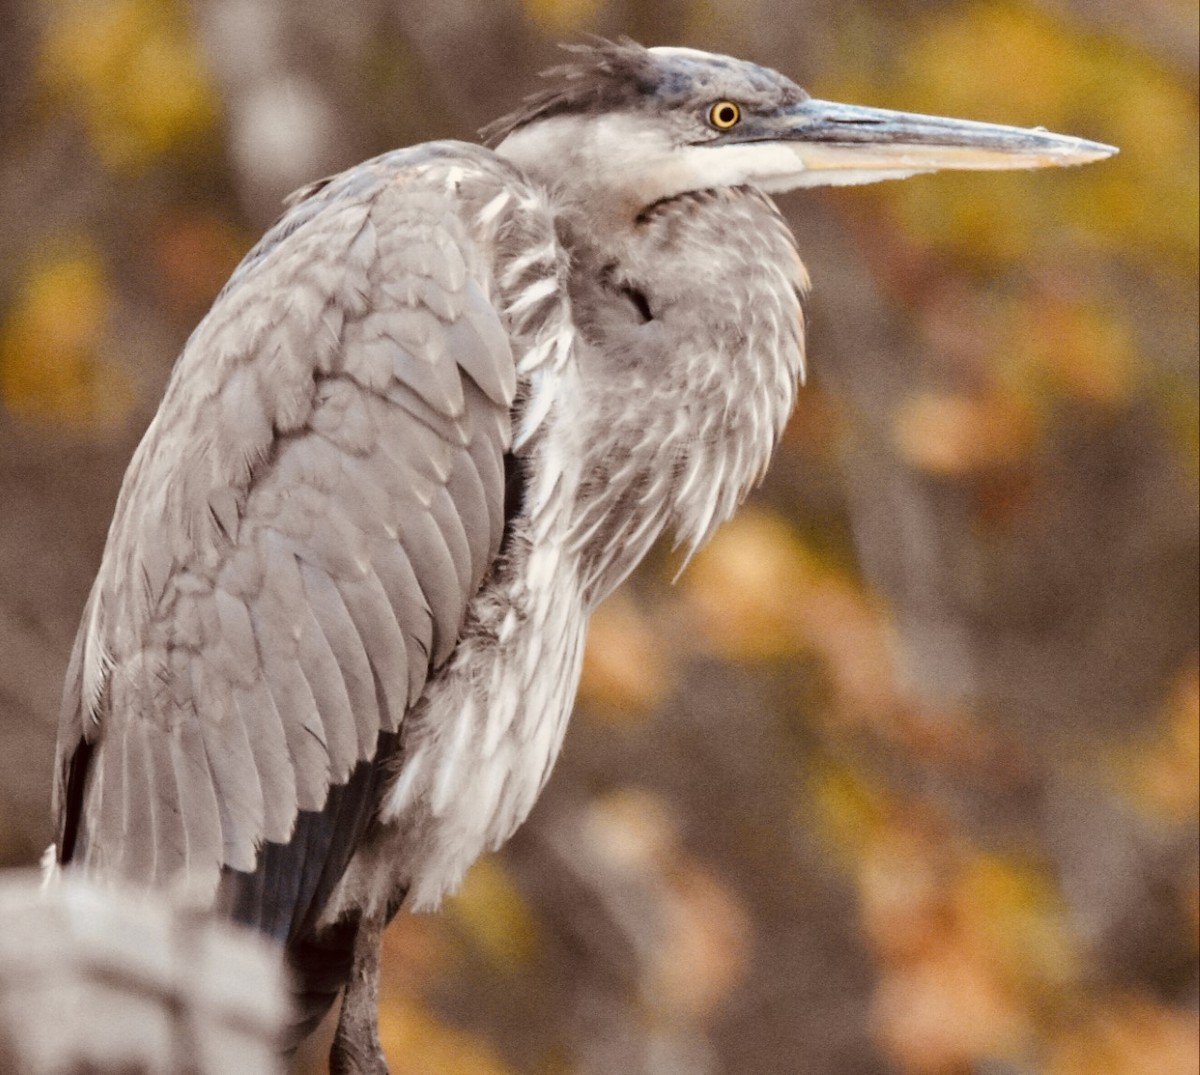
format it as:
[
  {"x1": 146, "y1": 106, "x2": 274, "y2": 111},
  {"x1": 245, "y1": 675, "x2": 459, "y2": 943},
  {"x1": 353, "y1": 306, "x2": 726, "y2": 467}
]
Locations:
[{"x1": 708, "y1": 101, "x2": 741, "y2": 130}]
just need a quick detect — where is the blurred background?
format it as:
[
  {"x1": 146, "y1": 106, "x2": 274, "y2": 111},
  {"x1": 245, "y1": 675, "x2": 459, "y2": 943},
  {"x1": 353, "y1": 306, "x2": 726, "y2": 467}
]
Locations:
[{"x1": 0, "y1": 1, "x2": 1196, "y2": 1073}]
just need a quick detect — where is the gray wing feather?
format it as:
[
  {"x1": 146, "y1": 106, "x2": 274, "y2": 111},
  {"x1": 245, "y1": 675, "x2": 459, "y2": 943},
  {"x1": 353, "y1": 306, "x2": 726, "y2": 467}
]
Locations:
[
  {"x1": 91, "y1": 735, "x2": 126, "y2": 873},
  {"x1": 429, "y1": 484, "x2": 474, "y2": 597},
  {"x1": 121, "y1": 725, "x2": 157, "y2": 881},
  {"x1": 393, "y1": 505, "x2": 464, "y2": 668},
  {"x1": 171, "y1": 717, "x2": 224, "y2": 874},
  {"x1": 197, "y1": 678, "x2": 266, "y2": 871},
  {"x1": 253, "y1": 638, "x2": 332, "y2": 813},
  {"x1": 53, "y1": 143, "x2": 542, "y2": 906},
  {"x1": 450, "y1": 280, "x2": 518, "y2": 407},
  {"x1": 146, "y1": 722, "x2": 189, "y2": 880},
  {"x1": 234, "y1": 679, "x2": 297, "y2": 844},
  {"x1": 363, "y1": 535, "x2": 435, "y2": 704},
  {"x1": 389, "y1": 335, "x2": 466, "y2": 417},
  {"x1": 294, "y1": 600, "x2": 360, "y2": 780},
  {"x1": 385, "y1": 378, "x2": 471, "y2": 448},
  {"x1": 296, "y1": 562, "x2": 380, "y2": 758},
  {"x1": 445, "y1": 438, "x2": 494, "y2": 591},
  {"x1": 333, "y1": 571, "x2": 411, "y2": 734},
  {"x1": 467, "y1": 434, "x2": 506, "y2": 558}
]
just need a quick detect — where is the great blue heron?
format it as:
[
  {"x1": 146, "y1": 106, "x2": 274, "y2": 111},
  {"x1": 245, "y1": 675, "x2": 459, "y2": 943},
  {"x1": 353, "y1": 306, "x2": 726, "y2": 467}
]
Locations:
[{"x1": 48, "y1": 39, "x2": 1114, "y2": 1073}]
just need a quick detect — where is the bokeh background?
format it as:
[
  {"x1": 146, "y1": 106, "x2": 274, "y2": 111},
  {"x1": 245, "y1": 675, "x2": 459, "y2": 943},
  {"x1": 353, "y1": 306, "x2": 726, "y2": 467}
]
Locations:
[{"x1": 1, "y1": 1, "x2": 1197, "y2": 1073}]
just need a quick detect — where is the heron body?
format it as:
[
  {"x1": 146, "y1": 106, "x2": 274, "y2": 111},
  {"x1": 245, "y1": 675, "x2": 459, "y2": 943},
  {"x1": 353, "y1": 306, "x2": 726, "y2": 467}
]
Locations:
[{"x1": 50, "y1": 40, "x2": 1113, "y2": 1071}]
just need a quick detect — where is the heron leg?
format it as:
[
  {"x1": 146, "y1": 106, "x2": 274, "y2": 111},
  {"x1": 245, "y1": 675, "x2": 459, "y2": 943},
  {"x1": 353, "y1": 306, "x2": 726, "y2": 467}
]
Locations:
[{"x1": 329, "y1": 914, "x2": 388, "y2": 1075}]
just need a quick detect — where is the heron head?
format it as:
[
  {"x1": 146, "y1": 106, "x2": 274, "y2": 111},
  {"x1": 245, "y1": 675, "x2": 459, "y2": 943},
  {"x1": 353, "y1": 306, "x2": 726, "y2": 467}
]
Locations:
[{"x1": 489, "y1": 39, "x2": 1115, "y2": 217}]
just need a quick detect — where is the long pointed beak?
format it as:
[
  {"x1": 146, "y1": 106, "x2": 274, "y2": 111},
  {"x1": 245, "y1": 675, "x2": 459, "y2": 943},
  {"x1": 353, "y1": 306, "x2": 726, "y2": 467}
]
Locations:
[{"x1": 732, "y1": 97, "x2": 1117, "y2": 189}]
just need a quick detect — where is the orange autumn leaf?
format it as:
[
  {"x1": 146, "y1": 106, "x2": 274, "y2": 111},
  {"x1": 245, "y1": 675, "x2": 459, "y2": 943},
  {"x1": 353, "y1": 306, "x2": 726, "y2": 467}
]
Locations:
[
  {"x1": 578, "y1": 592, "x2": 674, "y2": 718},
  {"x1": 893, "y1": 391, "x2": 1038, "y2": 476},
  {"x1": 1046, "y1": 995, "x2": 1200, "y2": 1075},
  {"x1": 648, "y1": 862, "x2": 752, "y2": 1020},
  {"x1": 1116, "y1": 664, "x2": 1200, "y2": 823},
  {"x1": 682, "y1": 508, "x2": 809, "y2": 661},
  {"x1": 857, "y1": 827, "x2": 948, "y2": 964},
  {"x1": 683, "y1": 509, "x2": 899, "y2": 720},
  {"x1": 872, "y1": 947, "x2": 1031, "y2": 1074}
]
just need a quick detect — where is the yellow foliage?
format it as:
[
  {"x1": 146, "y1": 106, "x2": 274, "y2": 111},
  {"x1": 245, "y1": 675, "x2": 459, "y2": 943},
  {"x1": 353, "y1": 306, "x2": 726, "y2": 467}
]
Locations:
[
  {"x1": 855, "y1": 825, "x2": 1043, "y2": 1070},
  {"x1": 824, "y1": 1, "x2": 1199, "y2": 275},
  {"x1": 901, "y1": 3, "x2": 1092, "y2": 127},
  {"x1": 379, "y1": 912, "x2": 453, "y2": 997},
  {"x1": 0, "y1": 242, "x2": 133, "y2": 430},
  {"x1": 1009, "y1": 293, "x2": 1138, "y2": 407},
  {"x1": 583, "y1": 788, "x2": 751, "y2": 1019},
  {"x1": 951, "y1": 853, "x2": 1078, "y2": 1000},
  {"x1": 378, "y1": 997, "x2": 517, "y2": 1075},
  {"x1": 857, "y1": 825, "x2": 948, "y2": 962},
  {"x1": 585, "y1": 786, "x2": 680, "y2": 874},
  {"x1": 1115, "y1": 665, "x2": 1200, "y2": 823},
  {"x1": 40, "y1": 0, "x2": 219, "y2": 171},
  {"x1": 809, "y1": 759, "x2": 891, "y2": 860},
  {"x1": 522, "y1": 0, "x2": 604, "y2": 35},
  {"x1": 446, "y1": 856, "x2": 537, "y2": 972},
  {"x1": 1046, "y1": 995, "x2": 1200, "y2": 1075},
  {"x1": 684, "y1": 509, "x2": 897, "y2": 719},
  {"x1": 825, "y1": 799, "x2": 1081, "y2": 1073}
]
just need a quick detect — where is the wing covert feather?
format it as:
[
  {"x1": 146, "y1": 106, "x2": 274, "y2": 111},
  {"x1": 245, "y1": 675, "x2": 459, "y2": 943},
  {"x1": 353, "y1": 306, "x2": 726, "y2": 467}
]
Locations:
[
  {"x1": 331, "y1": 570, "x2": 412, "y2": 735},
  {"x1": 93, "y1": 731, "x2": 127, "y2": 875},
  {"x1": 294, "y1": 602, "x2": 361, "y2": 782},
  {"x1": 234, "y1": 678, "x2": 297, "y2": 843},
  {"x1": 53, "y1": 144, "x2": 553, "y2": 914},
  {"x1": 296, "y1": 562, "x2": 380, "y2": 759},
  {"x1": 121, "y1": 724, "x2": 158, "y2": 882},
  {"x1": 363, "y1": 534, "x2": 435, "y2": 704}
]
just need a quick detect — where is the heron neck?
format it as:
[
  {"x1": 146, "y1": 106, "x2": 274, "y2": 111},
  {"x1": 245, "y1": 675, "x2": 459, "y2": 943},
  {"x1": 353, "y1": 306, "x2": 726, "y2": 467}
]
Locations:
[{"x1": 552, "y1": 187, "x2": 809, "y2": 602}]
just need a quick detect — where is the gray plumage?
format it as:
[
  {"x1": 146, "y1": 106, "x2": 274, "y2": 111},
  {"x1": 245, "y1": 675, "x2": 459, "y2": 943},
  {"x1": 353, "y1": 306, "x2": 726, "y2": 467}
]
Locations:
[{"x1": 50, "y1": 39, "x2": 1114, "y2": 1073}]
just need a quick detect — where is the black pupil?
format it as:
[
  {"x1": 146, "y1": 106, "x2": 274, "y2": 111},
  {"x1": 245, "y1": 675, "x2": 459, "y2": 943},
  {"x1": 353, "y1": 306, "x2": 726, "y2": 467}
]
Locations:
[{"x1": 716, "y1": 105, "x2": 736, "y2": 125}]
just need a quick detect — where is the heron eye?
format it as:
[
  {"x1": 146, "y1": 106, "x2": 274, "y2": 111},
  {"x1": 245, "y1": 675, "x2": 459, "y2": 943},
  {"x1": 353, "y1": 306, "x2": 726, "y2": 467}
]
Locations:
[{"x1": 708, "y1": 101, "x2": 742, "y2": 130}]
